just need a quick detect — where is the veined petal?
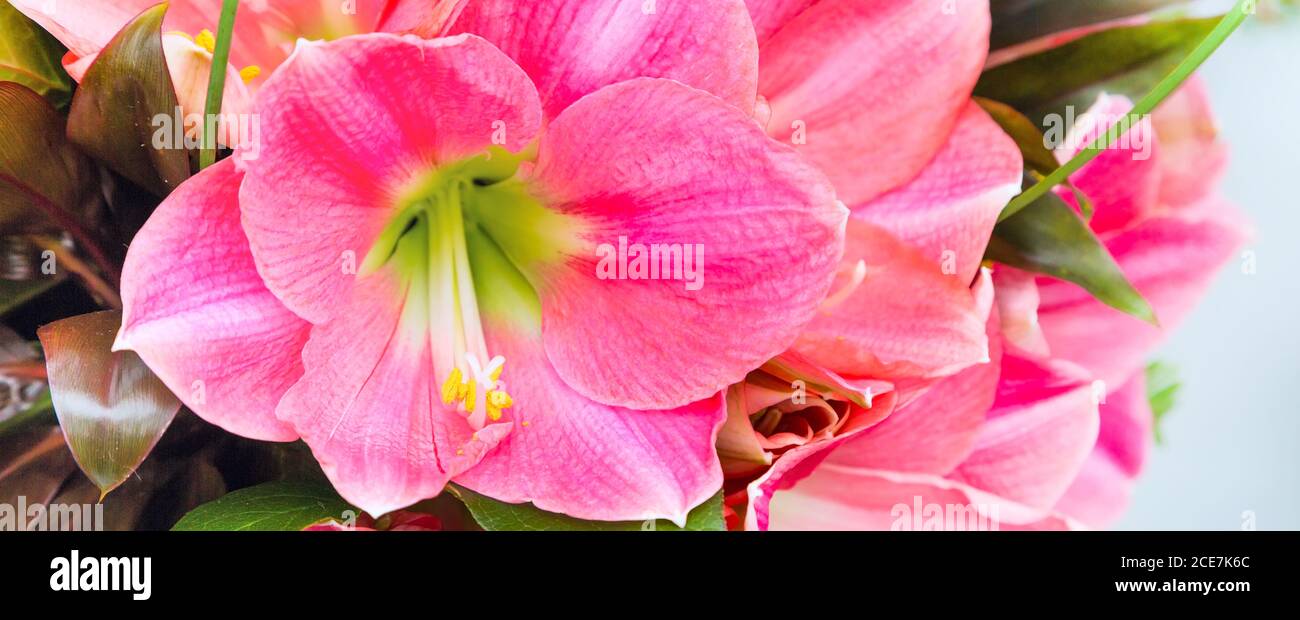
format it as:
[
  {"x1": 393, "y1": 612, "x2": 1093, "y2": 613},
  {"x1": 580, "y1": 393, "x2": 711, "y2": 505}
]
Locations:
[
  {"x1": 523, "y1": 78, "x2": 845, "y2": 410},
  {"x1": 447, "y1": 0, "x2": 759, "y2": 118},
  {"x1": 115, "y1": 159, "x2": 308, "y2": 442},
  {"x1": 758, "y1": 0, "x2": 991, "y2": 205},
  {"x1": 455, "y1": 322, "x2": 726, "y2": 525},
  {"x1": 853, "y1": 101, "x2": 1023, "y2": 283},
  {"x1": 792, "y1": 221, "x2": 987, "y2": 382},
  {"x1": 238, "y1": 33, "x2": 543, "y2": 324}
]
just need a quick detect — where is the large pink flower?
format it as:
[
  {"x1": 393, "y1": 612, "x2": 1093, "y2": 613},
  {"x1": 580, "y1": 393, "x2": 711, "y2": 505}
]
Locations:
[
  {"x1": 115, "y1": 11, "x2": 846, "y2": 522},
  {"x1": 743, "y1": 80, "x2": 1247, "y2": 530}
]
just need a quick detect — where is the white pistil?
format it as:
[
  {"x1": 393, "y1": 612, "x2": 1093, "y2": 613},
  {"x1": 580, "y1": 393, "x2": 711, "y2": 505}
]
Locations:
[{"x1": 428, "y1": 177, "x2": 513, "y2": 430}]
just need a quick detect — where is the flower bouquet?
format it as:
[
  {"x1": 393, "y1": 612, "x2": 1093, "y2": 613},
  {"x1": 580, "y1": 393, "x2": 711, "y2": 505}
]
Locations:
[{"x1": 0, "y1": 0, "x2": 1259, "y2": 533}]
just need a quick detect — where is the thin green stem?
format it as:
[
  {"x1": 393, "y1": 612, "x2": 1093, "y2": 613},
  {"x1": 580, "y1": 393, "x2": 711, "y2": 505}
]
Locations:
[
  {"x1": 199, "y1": 0, "x2": 240, "y2": 170},
  {"x1": 998, "y1": 0, "x2": 1253, "y2": 222}
]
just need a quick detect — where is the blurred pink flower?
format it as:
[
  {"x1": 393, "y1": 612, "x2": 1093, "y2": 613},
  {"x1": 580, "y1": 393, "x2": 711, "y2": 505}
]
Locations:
[{"x1": 741, "y1": 79, "x2": 1247, "y2": 530}]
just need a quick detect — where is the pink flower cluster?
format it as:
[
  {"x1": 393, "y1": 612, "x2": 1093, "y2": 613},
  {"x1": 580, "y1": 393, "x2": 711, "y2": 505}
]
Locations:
[{"x1": 14, "y1": 0, "x2": 1246, "y2": 528}]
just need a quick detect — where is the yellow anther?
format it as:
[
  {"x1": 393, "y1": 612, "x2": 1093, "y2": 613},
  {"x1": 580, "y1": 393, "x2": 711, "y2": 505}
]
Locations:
[
  {"x1": 440, "y1": 368, "x2": 464, "y2": 405},
  {"x1": 239, "y1": 65, "x2": 262, "y2": 83},
  {"x1": 485, "y1": 389, "x2": 513, "y2": 422},
  {"x1": 488, "y1": 390, "x2": 513, "y2": 409},
  {"x1": 463, "y1": 379, "x2": 477, "y2": 413},
  {"x1": 195, "y1": 29, "x2": 217, "y2": 54},
  {"x1": 490, "y1": 364, "x2": 504, "y2": 383}
]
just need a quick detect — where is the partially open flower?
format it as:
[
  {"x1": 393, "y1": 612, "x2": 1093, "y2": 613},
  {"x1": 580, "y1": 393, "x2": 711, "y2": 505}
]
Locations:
[{"x1": 718, "y1": 353, "x2": 894, "y2": 527}]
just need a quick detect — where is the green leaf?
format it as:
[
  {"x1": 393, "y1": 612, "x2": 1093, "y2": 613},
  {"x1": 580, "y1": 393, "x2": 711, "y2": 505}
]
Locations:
[
  {"x1": 37, "y1": 309, "x2": 181, "y2": 498},
  {"x1": 990, "y1": 0, "x2": 1190, "y2": 50},
  {"x1": 66, "y1": 2, "x2": 190, "y2": 196},
  {"x1": 1145, "y1": 361, "x2": 1182, "y2": 445},
  {"x1": 0, "y1": 0, "x2": 73, "y2": 106},
  {"x1": 172, "y1": 481, "x2": 357, "y2": 531},
  {"x1": 975, "y1": 18, "x2": 1218, "y2": 124},
  {"x1": 985, "y1": 190, "x2": 1156, "y2": 324},
  {"x1": 452, "y1": 485, "x2": 726, "y2": 531}
]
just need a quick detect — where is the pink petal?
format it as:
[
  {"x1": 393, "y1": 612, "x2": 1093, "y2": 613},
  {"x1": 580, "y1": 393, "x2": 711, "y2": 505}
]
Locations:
[
  {"x1": 791, "y1": 220, "x2": 987, "y2": 382},
  {"x1": 852, "y1": 100, "x2": 1023, "y2": 282},
  {"x1": 1058, "y1": 94, "x2": 1161, "y2": 235},
  {"x1": 378, "y1": 0, "x2": 465, "y2": 37},
  {"x1": 526, "y1": 78, "x2": 844, "y2": 410},
  {"x1": 8, "y1": 0, "x2": 158, "y2": 59},
  {"x1": 1153, "y1": 78, "x2": 1229, "y2": 209},
  {"x1": 11, "y1": 0, "x2": 298, "y2": 81},
  {"x1": 115, "y1": 159, "x2": 308, "y2": 442},
  {"x1": 825, "y1": 322, "x2": 1002, "y2": 475},
  {"x1": 230, "y1": 1, "x2": 393, "y2": 72},
  {"x1": 1054, "y1": 372, "x2": 1152, "y2": 528},
  {"x1": 455, "y1": 322, "x2": 726, "y2": 525},
  {"x1": 238, "y1": 33, "x2": 543, "y2": 324},
  {"x1": 761, "y1": 464, "x2": 1077, "y2": 530},
  {"x1": 949, "y1": 353, "x2": 1099, "y2": 511},
  {"x1": 274, "y1": 267, "x2": 509, "y2": 518},
  {"x1": 743, "y1": 0, "x2": 818, "y2": 43},
  {"x1": 447, "y1": 0, "x2": 759, "y2": 119},
  {"x1": 758, "y1": 0, "x2": 991, "y2": 205},
  {"x1": 992, "y1": 266, "x2": 1051, "y2": 358},
  {"x1": 1037, "y1": 209, "x2": 1248, "y2": 386}
]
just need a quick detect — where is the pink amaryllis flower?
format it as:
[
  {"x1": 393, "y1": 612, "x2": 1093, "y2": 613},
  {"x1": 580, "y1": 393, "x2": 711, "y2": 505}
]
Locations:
[
  {"x1": 115, "y1": 15, "x2": 846, "y2": 523},
  {"x1": 743, "y1": 80, "x2": 1248, "y2": 530}
]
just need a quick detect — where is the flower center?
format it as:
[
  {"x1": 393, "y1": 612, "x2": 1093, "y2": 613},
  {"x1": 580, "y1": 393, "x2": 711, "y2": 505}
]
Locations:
[{"x1": 359, "y1": 148, "x2": 576, "y2": 430}]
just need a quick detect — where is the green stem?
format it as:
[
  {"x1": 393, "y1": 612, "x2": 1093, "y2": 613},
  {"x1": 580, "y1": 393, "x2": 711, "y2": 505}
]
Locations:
[
  {"x1": 998, "y1": 0, "x2": 1253, "y2": 222},
  {"x1": 198, "y1": 0, "x2": 240, "y2": 170}
]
